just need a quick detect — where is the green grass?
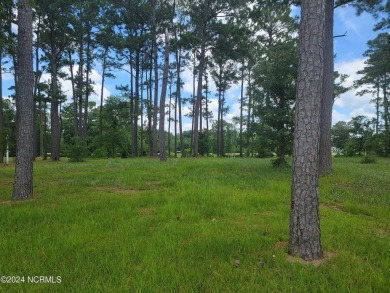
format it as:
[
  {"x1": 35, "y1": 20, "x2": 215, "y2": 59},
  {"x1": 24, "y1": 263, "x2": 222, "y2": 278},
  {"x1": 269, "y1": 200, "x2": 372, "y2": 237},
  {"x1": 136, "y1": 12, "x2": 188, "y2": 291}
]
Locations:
[{"x1": 0, "y1": 157, "x2": 389, "y2": 292}]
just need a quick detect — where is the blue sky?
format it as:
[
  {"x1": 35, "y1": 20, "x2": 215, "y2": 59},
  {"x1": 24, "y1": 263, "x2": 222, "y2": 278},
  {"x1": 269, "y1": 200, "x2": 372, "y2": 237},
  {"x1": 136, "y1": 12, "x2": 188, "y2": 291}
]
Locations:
[
  {"x1": 332, "y1": 6, "x2": 385, "y2": 124},
  {"x1": 1, "y1": 4, "x2": 386, "y2": 131}
]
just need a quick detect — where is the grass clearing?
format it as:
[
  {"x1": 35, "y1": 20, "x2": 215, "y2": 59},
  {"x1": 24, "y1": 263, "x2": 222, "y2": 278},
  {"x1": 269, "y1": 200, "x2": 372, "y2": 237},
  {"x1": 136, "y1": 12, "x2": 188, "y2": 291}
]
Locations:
[{"x1": 0, "y1": 157, "x2": 389, "y2": 292}]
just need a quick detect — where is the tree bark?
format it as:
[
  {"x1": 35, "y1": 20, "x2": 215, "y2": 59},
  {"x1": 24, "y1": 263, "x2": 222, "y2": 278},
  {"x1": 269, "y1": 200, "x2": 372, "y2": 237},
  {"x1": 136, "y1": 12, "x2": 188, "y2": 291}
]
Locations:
[
  {"x1": 319, "y1": 0, "x2": 334, "y2": 175},
  {"x1": 13, "y1": 0, "x2": 34, "y2": 200},
  {"x1": 289, "y1": 0, "x2": 325, "y2": 261},
  {"x1": 159, "y1": 29, "x2": 169, "y2": 161}
]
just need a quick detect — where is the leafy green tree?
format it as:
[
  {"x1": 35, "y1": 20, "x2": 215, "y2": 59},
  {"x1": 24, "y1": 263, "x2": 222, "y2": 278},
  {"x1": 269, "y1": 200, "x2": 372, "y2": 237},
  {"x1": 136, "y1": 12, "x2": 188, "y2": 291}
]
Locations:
[
  {"x1": 331, "y1": 121, "x2": 350, "y2": 150},
  {"x1": 250, "y1": 1, "x2": 298, "y2": 167}
]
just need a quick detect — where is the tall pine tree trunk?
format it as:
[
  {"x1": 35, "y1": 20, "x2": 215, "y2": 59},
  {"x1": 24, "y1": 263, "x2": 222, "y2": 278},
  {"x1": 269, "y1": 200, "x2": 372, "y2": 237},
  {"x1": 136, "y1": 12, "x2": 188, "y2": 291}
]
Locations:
[
  {"x1": 159, "y1": 29, "x2": 169, "y2": 161},
  {"x1": 152, "y1": 3, "x2": 159, "y2": 157},
  {"x1": 176, "y1": 47, "x2": 185, "y2": 157},
  {"x1": 193, "y1": 41, "x2": 206, "y2": 157},
  {"x1": 132, "y1": 49, "x2": 140, "y2": 157},
  {"x1": 13, "y1": 0, "x2": 34, "y2": 200},
  {"x1": 289, "y1": 0, "x2": 325, "y2": 261},
  {"x1": 68, "y1": 51, "x2": 78, "y2": 136},
  {"x1": 319, "y1": 0, "x2": 334, "y2": 175},
  {"x1": 50, "y1": 59, "x2": 61, "y2": 161},
  {"x1": 99, "y1": 48, "x2": 108, "y2": 146},
  {"x1": 239, "y1": 66, "x2": 244, "y2": 157}
]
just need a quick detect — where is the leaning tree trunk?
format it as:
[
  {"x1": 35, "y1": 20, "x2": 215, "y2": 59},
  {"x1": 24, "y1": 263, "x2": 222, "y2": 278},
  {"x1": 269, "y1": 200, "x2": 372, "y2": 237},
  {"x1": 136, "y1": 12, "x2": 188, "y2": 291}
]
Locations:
[
  {"x1": 289, "y1": 0, "x2": 325, "y2": 261},
  {"x1": 319, "y1": 0, "x2": 334, "y2": 175},
  {"x1": 13, "y1": 0, "x2": 34, "y2": 200},
  {"x1": 159, "y1": 29, "x2": 169, "y2": 161}
]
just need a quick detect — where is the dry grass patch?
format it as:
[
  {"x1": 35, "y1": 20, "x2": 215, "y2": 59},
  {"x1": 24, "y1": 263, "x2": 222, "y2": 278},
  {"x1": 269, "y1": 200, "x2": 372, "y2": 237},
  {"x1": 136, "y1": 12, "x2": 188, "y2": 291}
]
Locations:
[{"x1": 286, "y1": 251, "x2": 337, "y2": 267}]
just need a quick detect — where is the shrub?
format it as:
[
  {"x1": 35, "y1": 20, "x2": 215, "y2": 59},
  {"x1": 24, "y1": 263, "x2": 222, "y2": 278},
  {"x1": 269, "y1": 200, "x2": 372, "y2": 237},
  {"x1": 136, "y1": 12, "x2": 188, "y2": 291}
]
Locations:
[
  {"x1": 68, "y1": 137, "x2": 88, "y2": 162},
  {"x1": 360, "y1": 154, "x2": 376, "y2": 164},
  {"x1": 271, "y1": 157, "x2": 290, "y2": 168},
  {"x1": 92, "y1": 147, "x2": 109, "y2": 158}
]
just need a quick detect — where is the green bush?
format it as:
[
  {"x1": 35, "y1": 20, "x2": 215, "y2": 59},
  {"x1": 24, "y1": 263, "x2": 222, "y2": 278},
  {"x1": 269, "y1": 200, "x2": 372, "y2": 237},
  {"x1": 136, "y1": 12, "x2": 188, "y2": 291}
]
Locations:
[
  {"x1": 271, "y1": 157, "x2": 290, "y2": 168},
  {"x1": 92, "y1": 147, "x2": 109, "y2": 158},
  {"x1": 68, "y1": 137, "x2": 88, "y2": 162},
  {"x1": 360, "y1": 154, "x2": 376, "y2": 164}
]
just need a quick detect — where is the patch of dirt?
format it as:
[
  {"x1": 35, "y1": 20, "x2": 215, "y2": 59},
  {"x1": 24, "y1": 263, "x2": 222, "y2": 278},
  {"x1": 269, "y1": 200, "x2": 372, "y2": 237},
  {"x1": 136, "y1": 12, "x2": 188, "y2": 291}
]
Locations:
[
  {"x1": 146, "y1": 181, "x2": 160, "y2": 188},
  {"x1": 0, "y1": 200, "x2": 13, "y2": 206},
  {"x1": 0, "y1": 199, "x2": 35, "y2": 206},
  {"x1": 0, "y1": 178, "x2": 13, "y2": 185},
  {"x1": 274, "y1": 241, "x2": 288, "y2": 251},
  {"x1": 377, "y1": 229, "x2": 389, "y2": 239},
  {"x1": 139, "y1": 208, "x2": 156, "y2": 217},
  {"x1": 286, "y1": 251, "x2": 337, "y2": 267},
  {"x1": 242, "y1": 166, "x2": 256, "y2": 173},
  {"x1": 94, "y1": 186, "x2": 138, "y2": 194},
  {"x1": 320, "y1": 203, "x2": 344, "y2": 212}
]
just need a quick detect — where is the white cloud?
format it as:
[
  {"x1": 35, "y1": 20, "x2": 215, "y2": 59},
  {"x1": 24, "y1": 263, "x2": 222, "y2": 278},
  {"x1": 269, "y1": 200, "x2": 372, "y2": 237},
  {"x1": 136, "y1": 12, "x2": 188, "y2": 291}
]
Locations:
[
  {"x1": 333, "y1": 58, "x2": 376, "y2": 124},
  {"x1": 2, "y1": 71, "x2": 14, "y2": 81},
  {"x1": 39, "y1": 66, "x2": 111, "y2": 105}
]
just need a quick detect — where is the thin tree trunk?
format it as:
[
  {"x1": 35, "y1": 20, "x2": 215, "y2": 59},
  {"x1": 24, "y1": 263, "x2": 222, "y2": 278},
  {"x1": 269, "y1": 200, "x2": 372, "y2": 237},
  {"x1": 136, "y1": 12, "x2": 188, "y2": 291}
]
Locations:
[
  {"x1": 51, "y1": 60, "x2": 61, "y2": 161},
  {"x1": 13, "y1": 0, "x2": 34, "y2": 200},
  {"x1": 193, "y1": 41, "x2": 206, "y2": 156},
  {"x1": 68, "y1": 51, "x2": 78, "y2": 136},
  {"x1": 140, "y1": 58, "x2": 144, "y2": 156},
  {"x1": 0, "y1": 60, "x2": 3, "y2": 163},
  {"x1": 240, "y1": 65, "x2": 244, "y2": 157},
  {"x1": 174, "y1": 83, "x2": 178, "y2": 158},
  {"x1": 132, "y1": 49, "x2": 140, "y2": 157},
  {"x1": 152, "y1": 3, "x2": 159, "y2": 157},
  {"x1": 289, "y1": 0, "x2": 325, "y2": 261},
  {"x1": 383, "y1": 76, "x2": 389, "y2": 133},
  {"x1": 33, "y1": 18, "x2": 41, "y2": 161},
  {"x1": 39, "y1": 98, "x2": 44, "y2": 158},
  {"x1": 375, "y1": 80, "x2": 380, "y2": 135},
  {"x1": 319, "y1": 0, "x2": 334, "y2": 175},
  {"x1": 77, "y1": 39, "x2": 84, "y2": 137},
  {"x1": 159, "y1": 29, "x2": 169, "y2": 161},
  {"x1": 217, "y1": 88, "x2": 222, "y2": 157},
  {"x1": 168, "y1": 77, "x2": 172, "y2": 157},
  {"x1": 246, "y1": 69, "x2": 252, "y2": 157},
  {"x1": 175, "y1": 45, "x2": 185, "y2": 157},
  {"x1": 148, "y1": 52, "x2": 153, "y2": 156},
  {"x1": 83, "y1": 30, "x2": 92, "y2": 139},
  {"x1": 99, "y1": 48, "x2": 108, "y2": 146}
]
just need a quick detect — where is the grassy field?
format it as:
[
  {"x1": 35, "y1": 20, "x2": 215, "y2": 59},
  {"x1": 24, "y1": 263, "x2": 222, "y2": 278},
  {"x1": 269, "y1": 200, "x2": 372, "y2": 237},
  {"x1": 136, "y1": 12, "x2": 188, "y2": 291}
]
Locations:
[{"x1": 0, "y1": 157, "x2": 389, "y2": 292}]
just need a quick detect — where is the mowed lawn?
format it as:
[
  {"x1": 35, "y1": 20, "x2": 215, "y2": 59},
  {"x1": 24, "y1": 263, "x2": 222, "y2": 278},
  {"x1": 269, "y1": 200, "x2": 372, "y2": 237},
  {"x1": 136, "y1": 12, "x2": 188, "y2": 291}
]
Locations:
[{"x1": 0, "y1": 157, "x2": 389, "y2": 292}]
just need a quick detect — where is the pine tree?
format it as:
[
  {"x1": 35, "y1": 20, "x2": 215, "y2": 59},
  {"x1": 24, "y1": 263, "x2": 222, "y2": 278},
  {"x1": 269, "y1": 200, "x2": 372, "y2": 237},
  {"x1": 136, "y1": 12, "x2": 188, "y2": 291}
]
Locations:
[
  {"x1": 289, "y1": 0, "x2": 325, "y2": 261},
  {"x1": 12, "y1": 0, "x2": 34, "y2": 200}
]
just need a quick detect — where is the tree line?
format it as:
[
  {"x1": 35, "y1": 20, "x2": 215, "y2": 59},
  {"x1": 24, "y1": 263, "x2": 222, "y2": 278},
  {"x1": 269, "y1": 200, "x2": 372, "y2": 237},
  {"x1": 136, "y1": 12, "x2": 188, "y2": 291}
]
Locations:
[{"x1": 1, "y1": 1, "x2": 388, "y2": 164}]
